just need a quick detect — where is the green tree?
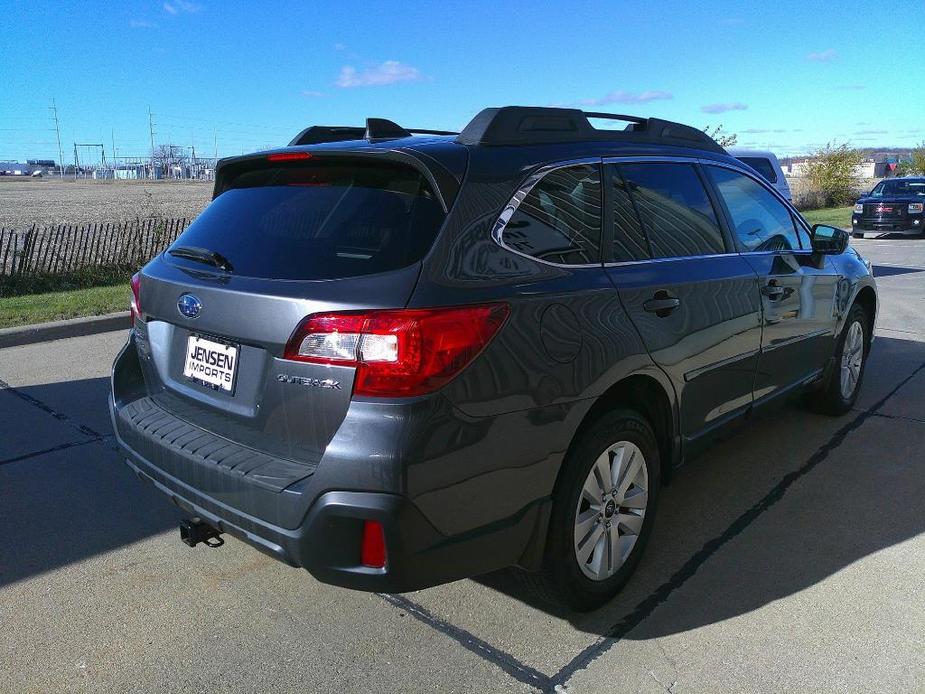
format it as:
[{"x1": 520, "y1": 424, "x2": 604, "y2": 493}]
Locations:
[
  {"x1": 805, "y1": 142, "x2": 863, "y2": 207},
  {"x1": 902, "y1": 142, "x2": 925, "y2": 175},
  {"x1": 703, "y1": 124, "x2": 737, "y2": 148}
]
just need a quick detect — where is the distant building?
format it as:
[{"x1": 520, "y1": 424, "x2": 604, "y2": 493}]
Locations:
[{"x1": 0, "y1": 161, "x2": 34, "y2": 175}]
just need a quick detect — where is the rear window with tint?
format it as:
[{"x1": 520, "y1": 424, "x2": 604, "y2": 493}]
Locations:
[
  {"x1": 168, "y1": 159, "x2": 445, "y2": 280},
  {"x1": 736, "y1": 157, "x2": 778, "y2": 184}
]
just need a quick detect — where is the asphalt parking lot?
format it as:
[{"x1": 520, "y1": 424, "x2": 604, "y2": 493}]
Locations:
[{"x1": 2, "y1": 237, "x2": 924, "y2": 693}]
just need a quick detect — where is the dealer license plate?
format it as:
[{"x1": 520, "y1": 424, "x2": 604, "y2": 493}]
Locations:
[{"x1": 183, "y1": 335, "x2": 238, "y2": 393}]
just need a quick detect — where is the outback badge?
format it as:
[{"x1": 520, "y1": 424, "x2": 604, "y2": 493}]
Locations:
[{"x1": 277, "y1": 374, "x2": 341, "y2": 390}]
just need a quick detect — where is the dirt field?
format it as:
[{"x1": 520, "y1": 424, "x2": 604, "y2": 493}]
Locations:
[{"x1": 0, "y1": 178, "x2": 212, "y2": 229}]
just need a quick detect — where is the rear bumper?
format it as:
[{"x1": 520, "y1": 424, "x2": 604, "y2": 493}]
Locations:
[{"x1": 110, "y1": 393, "x2": 550, "y2": 593}]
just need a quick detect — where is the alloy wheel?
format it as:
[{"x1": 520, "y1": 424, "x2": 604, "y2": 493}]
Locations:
[
  {"x1": 840, "y1": 320, "x2": 864, "y2": 399},
  {"x1": 573, "y1": 441, "x2": 648, "y2": 581}
]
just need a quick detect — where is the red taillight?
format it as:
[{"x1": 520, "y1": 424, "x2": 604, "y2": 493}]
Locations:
[
  {"x1": 283, "y1": 303, "x2": 510, "y2": 397},
  {"x1": 130, "y1": 273, "x2": 141, "y2": 326},
  {"x1": 266, "y1": 151, "x2": 312, "y2": 162},
  {"x1": 360, "y1": 520, "x2": 387, "y2": 569}
]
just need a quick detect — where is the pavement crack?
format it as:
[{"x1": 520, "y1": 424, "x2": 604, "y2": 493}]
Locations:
[
  {"x1": 377, "y1": 593, "x2": 552, "y2": 691},
  {"x1": 0, "y1": 435, "x2": 109, "y2": 467},
  {"x1": 647, "y1": 668, "x2": 679, "y2": 694},
  {"x1": 0, "y1": 376, "x2": 105, "y2": 439}
]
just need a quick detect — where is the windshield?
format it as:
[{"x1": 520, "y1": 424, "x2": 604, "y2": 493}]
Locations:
[
  {"x1": 869, "y1": 179, "x2": 925, "y2": 197},
  {"x1": 167, "y1": 159, "x2": 446, "y2": 280}
]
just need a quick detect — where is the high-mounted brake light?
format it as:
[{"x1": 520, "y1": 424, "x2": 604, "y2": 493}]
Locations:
[
  {"x1": 283, "y1": 304, "x2": 510, "y2": 397},
  {"x1": 130, "y1": 273, "x2": 142, "y2": 326},
  {"x1": 267, "y1": 151, "x2": 312, "y2": 162},
  {"x1": 360, "y1": 520, "x2": 386, "y2": 569}
]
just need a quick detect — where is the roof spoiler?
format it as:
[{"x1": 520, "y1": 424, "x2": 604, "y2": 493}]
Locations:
[
  {"x1": 455, "y1": 106, "x2": 725, "y2": 153},
  {"x1": 289, "y1": 119, "x2": 458, "y2": 146}
]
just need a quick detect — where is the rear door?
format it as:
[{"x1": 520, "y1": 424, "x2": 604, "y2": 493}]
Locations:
[
  {"x1": 603, "y1": 159, "x2": 763, "y2": 442},
  {"x1": 703, "y1": 164, "x2": 838, "y2": 402},
  {"x1": 135, "y1": 155, "x2": 449, "y2": 463}
]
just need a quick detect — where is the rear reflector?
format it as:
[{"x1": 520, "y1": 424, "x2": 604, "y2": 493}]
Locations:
[
  {"x1": 266, "y1": 151, "x2": 312, "y2": 162},
  {"x1": 130, "y1": 273, "x2": 141, "y2": 325},
  {"x1": 283, "y1": 304, "x2": 510, "y2": 397},
  {"x1": 360, "y1": 520, "x2": 387, "y2": 568}
]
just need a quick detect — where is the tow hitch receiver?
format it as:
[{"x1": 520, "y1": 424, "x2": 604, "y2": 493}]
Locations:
[{"x1": 179, "y1": 517, "x2": 224, "y2": 548}]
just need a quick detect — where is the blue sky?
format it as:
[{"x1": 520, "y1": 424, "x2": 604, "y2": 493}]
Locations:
[{"x1": 1, "y1": 0, "x2": 923, "y2": 163}]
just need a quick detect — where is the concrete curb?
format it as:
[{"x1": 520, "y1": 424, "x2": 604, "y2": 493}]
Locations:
[{"x1": 0, "y1": 311, "x2": 130, "y2": 349}]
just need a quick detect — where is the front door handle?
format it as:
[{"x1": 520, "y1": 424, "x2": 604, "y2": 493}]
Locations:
[
  {"x1": 761, "y1": 283, "x2": 785, "y2": 300},
  {"x1": 643, "y1": 290, "x2": 680, "y2": 317}
]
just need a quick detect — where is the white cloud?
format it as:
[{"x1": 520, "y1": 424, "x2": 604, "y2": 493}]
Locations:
[
  {"x1": 854, "y1": 129, "x2": 887, "y2": 135},
  {"x1": 164, "y1": 1, "x2": 201, "y2": 15},
  {"x1": 807, "y1": 48, "x2": 839, "y2": 62},
  {"x1": 577, "y1": 90, "x2": 673, "y2": 106},
  {"x1": 700, "y1": 102, "x2": 748, "y2": 114},
  {"x1": 336, "y1": 61, "x2": 423, "y2": 88}
]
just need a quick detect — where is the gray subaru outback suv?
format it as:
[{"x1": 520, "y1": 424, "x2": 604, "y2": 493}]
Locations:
[{"x1": 111, "y1": 107, "x2": 877, "y2": 610}]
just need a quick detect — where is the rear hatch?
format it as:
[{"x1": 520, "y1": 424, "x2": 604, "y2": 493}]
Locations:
[{"x1": 134, "y1": 153, "x2": 451, "y2": 468}]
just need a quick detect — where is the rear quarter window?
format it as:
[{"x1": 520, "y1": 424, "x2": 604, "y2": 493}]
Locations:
[
  {"x1": 168, "y1": 159, "x2": 445, "y2": 280},
  {"x1": 501, "y1": 164, "x2": 602, "y2": 265}
]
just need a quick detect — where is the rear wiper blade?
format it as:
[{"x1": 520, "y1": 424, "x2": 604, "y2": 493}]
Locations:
[{"x1": 167, "y1": 246, "x2": 234, "y2": 272}]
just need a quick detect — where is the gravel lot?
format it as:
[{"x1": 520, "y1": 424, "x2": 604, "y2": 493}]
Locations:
[
  {"x1": 0, "y1": 179, "x2": 211, "y2": 229},
  {"x1": 0, "y1": 237, "x2": 923, "y2": 693}
]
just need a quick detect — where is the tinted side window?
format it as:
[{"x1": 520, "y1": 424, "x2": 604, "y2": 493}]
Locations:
[
  {"x1": 736, "y1": 157, "x2": 778, "y2": 183},
  {"x1": 619, "y1": 163, "x2": 726, "y2": 258},
  {"x1": 707, "y1": 167, "x2": 801, "y2": 252},
  {"x1": 609, "y1": 166, "x2": 650, "y2": 262},
  {"x1": 503, "y1": 164, "x2": 601, "y2": 265}
]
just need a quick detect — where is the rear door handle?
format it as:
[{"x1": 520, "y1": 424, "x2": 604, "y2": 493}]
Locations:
[
  {"x1": 761, "y1": 284, "x2": 785, "y2": 300},
  {"x1": 643, "y1": 291, "x2": 680, "y2": 316}
]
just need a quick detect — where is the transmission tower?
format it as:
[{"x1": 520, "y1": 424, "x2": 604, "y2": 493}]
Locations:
[
  {"x1": 148, "y1": 106, "x2": 157, "y2": 179},
  {"x1": 49, "y1": 99, "x2": 65, "y2": 178}
]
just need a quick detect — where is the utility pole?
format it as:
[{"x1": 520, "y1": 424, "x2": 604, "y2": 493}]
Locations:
[
  {"x1": 49, "y1": 99, "x2": 65, "y2": 178},
  {"x1": 148, "y1": 106, "x2": 156, "y2": 179},
  {"x1": 111, "y1": 129, "x2": 117, "y2": 163}
]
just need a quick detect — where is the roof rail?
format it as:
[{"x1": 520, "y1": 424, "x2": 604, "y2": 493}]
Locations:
[
  {"x1": 289, "y1": 119, "x2": 459, "y2": 146},
  {"x1": 455, "y1": 106, "x2": 725, "y2": 153}
]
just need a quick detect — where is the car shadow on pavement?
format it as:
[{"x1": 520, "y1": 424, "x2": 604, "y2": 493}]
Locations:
[
  {"x1": 871, "y1": 265, "x2": 923, "y2": 278},
  {"x1": 477, "y1": 335, "x2": 925, "y2": 639},
  {"x1": 0, "y1": 377, "x2": 181, "y2": 587}
]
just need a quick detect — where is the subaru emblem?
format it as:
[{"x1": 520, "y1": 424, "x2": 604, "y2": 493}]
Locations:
[{"x1": 177, "y1": 293, "x2": 202, "y2": 319}]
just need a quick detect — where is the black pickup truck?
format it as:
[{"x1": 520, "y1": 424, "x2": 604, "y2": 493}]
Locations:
[{"x1": 852, "y1": 177, "x2": 925, "y2": 238}]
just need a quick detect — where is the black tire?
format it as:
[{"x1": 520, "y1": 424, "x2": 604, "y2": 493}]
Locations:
[
  {"x1": 806, "y1": 303, "x2": 870, "y2": 415},
  {"x1": 532, "y1": 409, "x2": 661, "y2": 611}
]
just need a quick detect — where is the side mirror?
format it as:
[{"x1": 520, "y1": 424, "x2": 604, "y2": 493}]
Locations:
[{"x1": 811, "y1": 224, "x2": 849, "y2": 255}]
